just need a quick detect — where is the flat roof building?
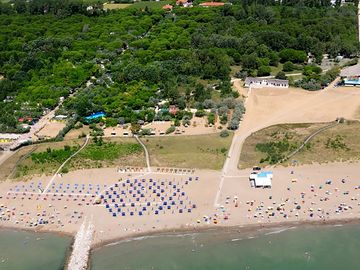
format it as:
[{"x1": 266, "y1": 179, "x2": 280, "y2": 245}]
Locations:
[{"x1": 244, "y1": 77, "x2": 289, "y2": 88}]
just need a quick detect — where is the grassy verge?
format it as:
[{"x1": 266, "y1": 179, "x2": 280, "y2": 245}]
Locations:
[
  {"x1": 5, "y1": 140, "x2": 83, "y2": 180},
  {"x1": 69, "y1": 137, "x2": 144, "y2": 170},
  {"x1": 144, "y1": 133, "x2": 233, "y2": 170},
  {"x1": 239, "y1": 121, "x2": 360, "y2": 169},
  {"x1": 3, "y1": 137, "x2": 145, "y2": 179}
]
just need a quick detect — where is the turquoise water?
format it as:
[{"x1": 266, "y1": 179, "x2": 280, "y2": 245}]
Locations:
[
  {"x1": 0, "y1": 229, "x2": 71, "y2": 270},
  {"x1": 91, "y1": 224, "x2": 360, "y2": 270}
]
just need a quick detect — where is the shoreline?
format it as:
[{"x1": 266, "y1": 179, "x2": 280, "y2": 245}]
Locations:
[
  {"x1": 90, "y1": 216, "x2": 360, "y2": 250},
  {"x1": 2, "y1": 215, "x2": 360, "y2": 251}
]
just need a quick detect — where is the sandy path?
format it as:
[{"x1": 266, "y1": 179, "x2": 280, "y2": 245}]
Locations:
[
  {"x1": 0, "y1": 151, "x2": 14, "y2": 167},
  {"x1": 134, "y1": 135, "x2": 151, "y2": 172}
]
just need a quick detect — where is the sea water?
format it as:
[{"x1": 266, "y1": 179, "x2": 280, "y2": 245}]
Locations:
[
  {"x1": 91, "y1": 224, "x2": 360, "y2": 270},
  {"x1": 0, "y1": 229, "x2": 71, "y2": 270}
]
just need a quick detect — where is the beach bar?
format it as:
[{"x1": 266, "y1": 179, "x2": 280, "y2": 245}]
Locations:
[{"x1": 250, "y1": 171, "x2": 273, "y2": 188}]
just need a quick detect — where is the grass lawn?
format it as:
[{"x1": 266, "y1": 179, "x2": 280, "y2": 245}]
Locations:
[
  {"x1": 144, "y1": 133, "x2": 233, "y2": 170},
  {"x1": 239, "y1": 121, "x2": 360, "y2": 169},
  {"x1": 131, "y1": 1, "x2": 170, "y2": 8},
  {"x1": 270, "y1": 63, "x2": 303, "y2": 76},
  {"x1": 103, "y1": 3, "x2": 132, "y2": 9}
]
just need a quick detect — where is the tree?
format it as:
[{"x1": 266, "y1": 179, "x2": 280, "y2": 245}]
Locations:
[
  {"x1": 279, "y1": 49, "x2": 307, "y2": 63},
  {"x1": 242, "y1": 53, "x2": 258, "y2": 70},
  {"x1": 257, "y1": 66, "x2": 271, "y2": 76}
]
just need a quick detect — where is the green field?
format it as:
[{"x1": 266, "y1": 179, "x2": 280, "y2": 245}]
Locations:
[
  {"x1": 144, "y1": 133, "x2": 233, "y2": 170},
  {"x1": 239, "y1": 121, "x2": 360, "y2": 169},
  {"x1": 102, "y1": 1, "x2": 170, "y2": 10},
  {"x1": 131, "y1": 1, "x2": 170, "y2": 8}
]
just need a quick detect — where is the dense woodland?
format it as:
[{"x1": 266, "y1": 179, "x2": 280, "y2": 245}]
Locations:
[{"x1": 0, "y1": 0, "x2": 358, "y2": 133}]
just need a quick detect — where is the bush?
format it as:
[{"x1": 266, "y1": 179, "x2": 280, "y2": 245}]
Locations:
[
  {"x1": 275, "y1": 71, "x2": 287, "y2": 80},
  {"x1": 220, "y1": 130, "x2": 229, "y2": 137},
  {"x1": 195, "y1": 110, "x2": 206, "y2": 117},
  {"x1": 283, "y1": 61, "x2": 295, "y2": 72},
  {"x1": 140, "y1": 128, "x2": 151, "y2": 136},
  {"x1": 207, "y1": 113, "x2": 215, "y2": 125},
  {"x1": 166, "y1": 125, "x2": 176, "y2": 134}
]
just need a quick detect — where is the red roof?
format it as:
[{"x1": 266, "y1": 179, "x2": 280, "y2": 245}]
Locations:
[
  {"x1": 199, "y1": 2, "x2": 225, "y2": 6},
  {"x1": 169, "y1": 105, "x2": 178, "y2": 115},
  {"x1": 162, "y1": 4, "x2": 173, "y2": 9}
]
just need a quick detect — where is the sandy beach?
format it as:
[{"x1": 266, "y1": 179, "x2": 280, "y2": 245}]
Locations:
[{"x1": 0, "y1": 161, "x2": 359, "y2": 247}]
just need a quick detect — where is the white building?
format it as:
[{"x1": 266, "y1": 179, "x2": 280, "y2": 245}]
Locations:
[
  {"x1": 244, "y1": 77, "x2": 289, "y2": 88},
  {"x1": 249, "y1": 171, "x2": 273, "y2": 188}
]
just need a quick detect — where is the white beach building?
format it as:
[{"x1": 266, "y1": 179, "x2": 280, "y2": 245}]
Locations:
[
  {"x1": 249, "y1": 171, "x2": 273, "y2": 188},
  {"x1": 244, "y1": 77, "x2": 289, "y2": 88}
]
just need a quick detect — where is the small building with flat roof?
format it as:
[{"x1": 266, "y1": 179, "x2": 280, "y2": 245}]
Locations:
[
  {"x1": 244, "y1": 77, "x2": 288, "y2": 88},
  {"x1": 344, "y1": 76, "x2": 360, "y2": 87}
]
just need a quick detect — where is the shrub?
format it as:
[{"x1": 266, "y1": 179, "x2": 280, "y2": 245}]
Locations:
[
  {"x1": 283, "y1": 61, "x2": 295, "y2": 72},
  {"x1": 195, "y1": 110, "x2": 206, "y2": 117},
  {"x1": 220, "y1": 130, "x2": 229, "y2": 137},
  {"x1": 166, "y1": 125, "x2": 176, "y2": 134},
  {"x1": 275, "y1": 71, "x2": 287, "y2": 80},
  {"x1": 207, "y1": 113, "x2": 215, "y2": 125},
  {"x1": 140, "y1": 128, "x2": 151, "y2": 136}
]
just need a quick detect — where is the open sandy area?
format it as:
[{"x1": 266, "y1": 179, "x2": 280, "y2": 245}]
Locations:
[
  {"x1": 103, "y1": 117, "x2": 223, "y2": 138},
  {"x1": 35, "y1": 121, "x2": 65, "y2": 139},
  {"x1": 0, "y1": 162, "x2": 359, "y2": 246},
  {"x1": 225, "y1": 81, "x2": 360, "y2": 176}
]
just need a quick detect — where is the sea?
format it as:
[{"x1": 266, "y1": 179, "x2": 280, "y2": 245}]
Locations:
[
  {"x1": 0, "y1": 229, "x2": 71, "y2": 270},
  {"x1": 2, "y1": 223, "x2": 360, "y2": 270},
  {"x1": 91, "y1": 223, "x2": 360, "y2": 270}
]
